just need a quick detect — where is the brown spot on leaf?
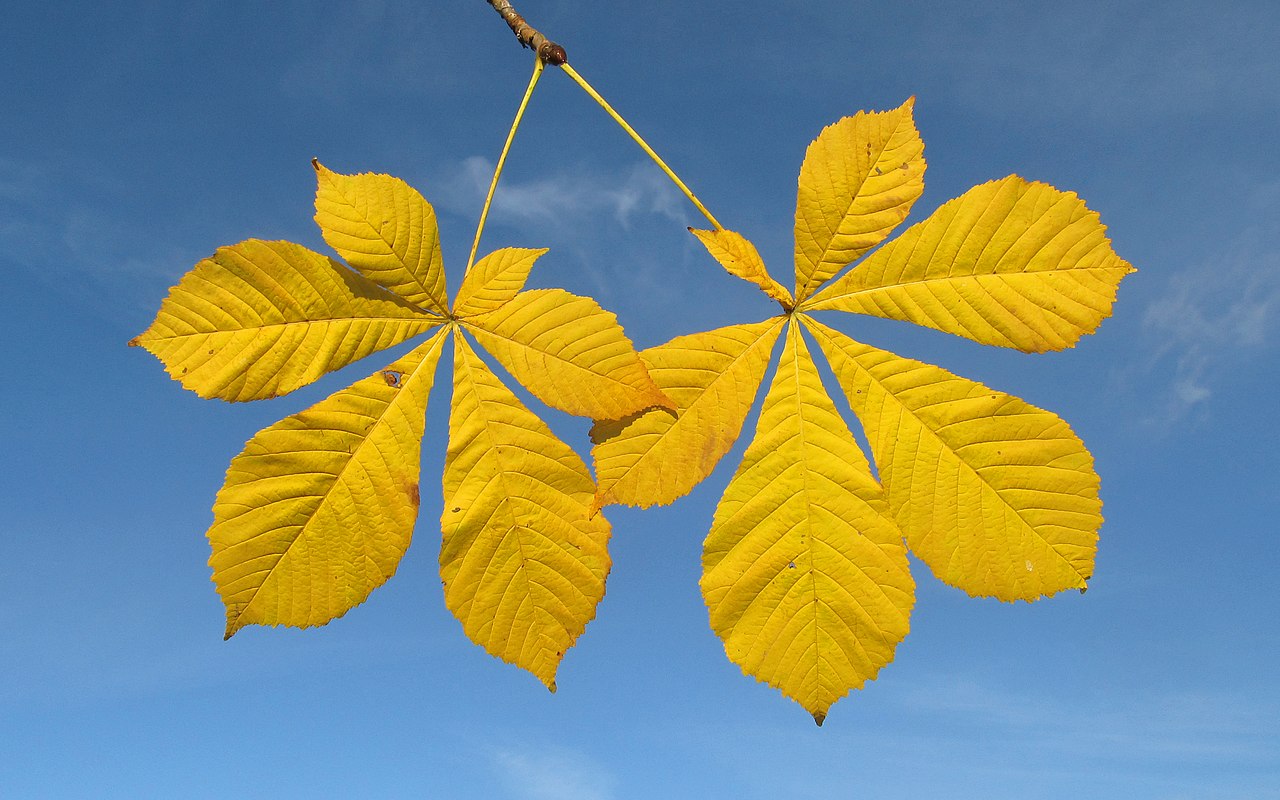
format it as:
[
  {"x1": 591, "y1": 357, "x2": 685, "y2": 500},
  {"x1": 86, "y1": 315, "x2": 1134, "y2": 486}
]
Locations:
[
  {"x1": 382, "y1": 370, "x2": 404, "y2": 388},
  {"x1": 407, "y1": 482, "x2": 420, "y2": 508}
]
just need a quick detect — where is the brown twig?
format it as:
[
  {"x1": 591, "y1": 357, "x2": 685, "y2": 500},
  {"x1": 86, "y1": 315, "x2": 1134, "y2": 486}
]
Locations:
[{"x1": 485, "y1": 0, "x2": 567, "y2": 65}]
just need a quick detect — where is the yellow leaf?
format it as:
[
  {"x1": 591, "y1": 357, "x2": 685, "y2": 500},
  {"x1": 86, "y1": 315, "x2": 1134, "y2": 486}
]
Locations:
[
  {"x1": 313, "y1": 161, "x2": 450, "y2": 316},
  {"x1": 805, "y1": 316, "x2": 1100, "y2": 600},
  {"x1": 209, "y1": 330, "x2": 448, "y2": 638},
  {"x1": 464, "y1": 289, "x2": 674, "y2": 420},
  {"x1": 453, "y1": 247, "x2": 548, "y2": 317},
  {"x1": 794, "y1": 98, "x2": 925, "y2": 303},
  {"x1": 702, "y1": 324, "x2": 914, "y2": 723},
  {"x1": 802, "y1": 176, "x2": 1135, "y2": 352},
  {"x1": 130, "y1": 239, "x2": 439, "y2": 401},
  {"x1": 590, "y1": 318, "x2": 784, "y2": 510},
  {"x1": 688, "y1": 228, "x2": 793, "y2": 308},
  {"x1": 442, "y1": 335, "x2": 611, "y2": 689}
]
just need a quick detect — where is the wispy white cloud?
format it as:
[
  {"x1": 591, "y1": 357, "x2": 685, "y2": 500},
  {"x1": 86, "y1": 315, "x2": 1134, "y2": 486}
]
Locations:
[
  {"x1": 490, "y1": 745, "x2": 617, "y2": 800},
  {"x1": 438, "y1": 155, "x2": 687, "y2": 234},
  {"x1": 1141, "y1": 185, "x2": 1280, "y2": 426}
]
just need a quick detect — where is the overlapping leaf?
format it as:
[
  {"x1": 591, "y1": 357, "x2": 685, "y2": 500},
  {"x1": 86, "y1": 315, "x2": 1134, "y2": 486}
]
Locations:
[
  {"x1": 137, "y1": 166, "x2": 663, "y2": 686},
  {"x1": 591, "y1": 319, "x2": 783, "y2": 510},
  {"x1": 464, "y1": 289, "x2": 673, "y2": 420},
  {"x1": 442, "y1": 335, "x2": 611, "y2": 689},
  {"x1": 591, "y1": 100, "x2": 1132, "y2": 721}
]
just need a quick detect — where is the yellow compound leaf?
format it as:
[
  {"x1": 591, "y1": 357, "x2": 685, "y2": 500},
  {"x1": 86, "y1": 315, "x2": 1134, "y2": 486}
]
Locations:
[
  {"x1": 130, "y1": 239, "x2": 439, "y2": 402},
  {"x1": 442, "y1": 335, "x2": 611, "y2": 690},
  {"x1": 702, "y1": 324, "x2": 914, "y2": 724},
  {"x1": 805, "y1": 317, "x2": 1100, "y2": 600},
  {"x1": 794, "y1": 98, "x2": 925, "y2": 303},
  {"x1": 453, "y1": 247, "x2": 548, "y2": 318},
  {"x1": 209, "y1": 330, "x2": 447, "y2": 638},
  {"x1": 688, "y1": 228, "x2": 793, "y2": 307},
  {"x1": 590, "y1": 318, "x2": 784, "y2": 510},
  {"x1": 313, "y1": 161, "x2": 450, "y2": 316},
  {"x1": 802, "y1": 176, "x2": 1136, "y2": 352},
  {"x1": 464, "y1": 289, "x2": 674, "y2": 420}
]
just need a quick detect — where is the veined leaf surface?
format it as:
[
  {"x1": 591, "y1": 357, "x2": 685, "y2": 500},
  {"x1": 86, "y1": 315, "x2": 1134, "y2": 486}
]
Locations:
[
  {"x1": 130, "y1": 239, "x2": 438, "y2": 401},
  {"x1": 209, "y1": 330, "x2": 447, "y2": 637},
  {"x1": 689, "y1": 228, "x2": 793, "y2": 307},
  {"x1": 806, "y1": 317, "x2": 1100, "y2": 600},
  {"x1": 802, "y1": 176, "x2": 1135, "y2": 351},
  {"x1": 794, "y1": 98, "x2": 925, "y2": 303},
  {"x1": 591, "y1": 319, "x2": 784, "y2": 510},
  {"x1": 453, "y1": 247, "x2": 547, "y2": 317},
  {"x1": 465, "y1": 289, "x2": 673, "y2": 420},
  {"x1": 702, "y1": 325, "x2": 914, "y2": 723},
  {"x1": 442, "y1": 335, "x2": 611, "y2": 689},
  {"x1": 313, "y1": 162, "x2": 450, "y2": 316}
]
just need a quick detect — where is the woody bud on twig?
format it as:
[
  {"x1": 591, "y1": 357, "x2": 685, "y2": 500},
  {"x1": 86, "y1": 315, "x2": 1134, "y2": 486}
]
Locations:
[{"x1": 486, "y1": 0, "x2": 567, "y2": 65}]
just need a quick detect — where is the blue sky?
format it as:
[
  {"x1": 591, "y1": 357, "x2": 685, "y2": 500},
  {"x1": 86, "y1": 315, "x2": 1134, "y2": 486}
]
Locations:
[{"x1": 2, "y1": 1, "x2": 1277, "y2": 797}]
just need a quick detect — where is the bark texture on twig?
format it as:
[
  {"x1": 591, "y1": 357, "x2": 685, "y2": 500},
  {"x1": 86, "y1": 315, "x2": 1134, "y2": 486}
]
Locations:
[{"x1": 486, "y1": 0, "x2": 567, "y2": 65}]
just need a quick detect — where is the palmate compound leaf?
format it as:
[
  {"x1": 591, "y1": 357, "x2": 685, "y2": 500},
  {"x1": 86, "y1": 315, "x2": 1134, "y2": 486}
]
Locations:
[
  {"x1": 801, "y1": 176, "x2": 1136, "y2": 351},
  {"x1": 589, "y1": 98, "x2": 1131, "y2": 721},
  {"x1": 794, "y1": 97, "x2": 925, "y2": 303},
  {"x1": 134, "y1": 162, "x2": 670, "y2": 690},
  {"x1": 701, "y1": 324, "x2": 914, "y2": 724},
  {"x1": 209, "y1": 329, "x2": 447, "y2": 637},
  {"x1": 805, "y1": 316, "x2": 1101, "y2": 600},
  {"x1": 313, "y1": 161, "x2": 450, "y2": 316},
  {"x1": 464, "y1": 289, "x2": 675, "y2": 421},
  {"x1": 442, "y1": 334, "x2": 611, "y2": 690},
  {"x1": 130, "y1": 239, "x2": 440, "y2": 401},
  {"x1": 590, "y1": 319, "x2": 785, "y2": 510}
]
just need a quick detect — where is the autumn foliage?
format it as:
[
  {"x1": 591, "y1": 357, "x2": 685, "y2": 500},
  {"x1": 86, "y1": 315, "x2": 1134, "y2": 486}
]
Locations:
[{"x1": 132, "y1": 18, "x2": 1132, "y2": 724}]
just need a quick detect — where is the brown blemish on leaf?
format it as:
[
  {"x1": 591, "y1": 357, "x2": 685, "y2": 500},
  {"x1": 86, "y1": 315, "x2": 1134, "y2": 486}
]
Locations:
[{"x1": 407, "y1": 482, "x2": 420, "y2": 508}]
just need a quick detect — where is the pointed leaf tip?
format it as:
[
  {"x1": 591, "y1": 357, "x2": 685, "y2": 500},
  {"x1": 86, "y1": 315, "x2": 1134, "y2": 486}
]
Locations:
[{"x1": 812, "y1": 711, "x2": 826, "y2": 727}]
